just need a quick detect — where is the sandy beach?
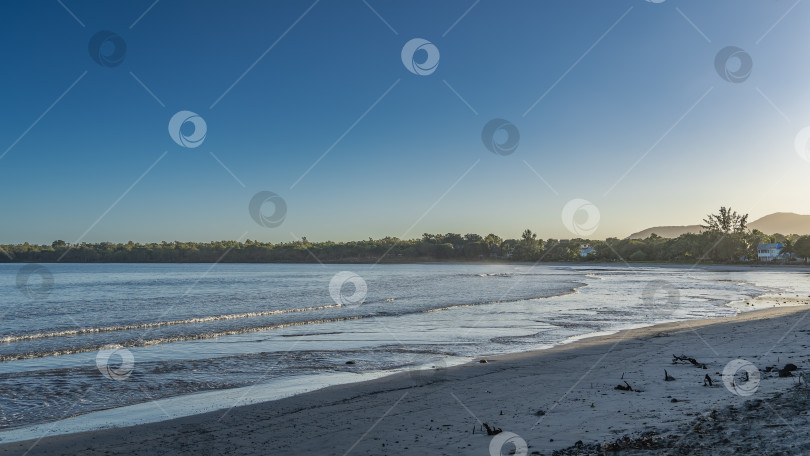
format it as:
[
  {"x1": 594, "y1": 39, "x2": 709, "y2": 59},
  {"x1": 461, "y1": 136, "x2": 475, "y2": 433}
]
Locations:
[{"x1": 2, "y1": 304, "x2": 808, "y2": 456}]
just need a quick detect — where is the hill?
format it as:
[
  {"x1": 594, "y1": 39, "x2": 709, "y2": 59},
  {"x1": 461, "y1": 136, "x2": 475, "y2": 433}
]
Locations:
[
  {"x1": 749, "y1": 212, "x2": 810, "y2": 236},
  {"x1": 628, "y1": 212, "x2": 810, "y2": 239}
]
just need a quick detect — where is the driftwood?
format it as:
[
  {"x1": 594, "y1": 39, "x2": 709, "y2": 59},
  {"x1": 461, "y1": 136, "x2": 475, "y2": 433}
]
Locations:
[
  {"x1": 615, "y1": 381, "x2": 633, "y2": 391},
  {"x1": 664, "y1": 369, "x2": 676, "y2": 381},
  {"x1": 703, "y1": 374, "x2": 713, "y2": 387},
  {"x1": 672, "y1": 354, "x2": 707, "y2": 369},
  {"x1": 779, "y1": 368, "x2": 794, "y2": 378},
  {"x1": 766, "y1": 363, "x2": 798, "y2": 377},
  {"x1": 482, "y1": 423, "x2": 502, "y2": 435},
  {"x1": 780, "y1": 363, "x2": 798, "y2": 377}
]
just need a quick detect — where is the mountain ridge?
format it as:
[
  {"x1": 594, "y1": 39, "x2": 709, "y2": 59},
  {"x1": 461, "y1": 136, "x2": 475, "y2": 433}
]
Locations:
[{"x1": 628, "y1": 212, "x2": 810, "y2": 239}]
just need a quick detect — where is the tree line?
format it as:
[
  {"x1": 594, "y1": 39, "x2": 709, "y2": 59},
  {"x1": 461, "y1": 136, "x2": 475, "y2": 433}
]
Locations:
[{"x1": 2, "y1": 208, "x2": 809, "y2": 264}]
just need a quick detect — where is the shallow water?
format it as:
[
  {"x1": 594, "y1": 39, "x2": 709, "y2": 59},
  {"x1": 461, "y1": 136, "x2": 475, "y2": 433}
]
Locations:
[{"x1": 0, "y1": 263, "x2": 807, "y2": 433}]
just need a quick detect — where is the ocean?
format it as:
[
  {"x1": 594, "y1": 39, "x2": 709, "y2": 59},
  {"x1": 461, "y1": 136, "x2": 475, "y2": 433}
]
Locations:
[{"x1": 0, "y1": 262, "x2": 807, "y2": 438}]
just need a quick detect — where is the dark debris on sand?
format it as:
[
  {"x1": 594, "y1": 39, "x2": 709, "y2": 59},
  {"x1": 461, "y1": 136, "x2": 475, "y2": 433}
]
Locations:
[
  {"x1": 552, "y1": 384, "x2": 810, "y2": 455},
  {"x1": 550, "y1": 433, "x2": 664, "y2": 455}
]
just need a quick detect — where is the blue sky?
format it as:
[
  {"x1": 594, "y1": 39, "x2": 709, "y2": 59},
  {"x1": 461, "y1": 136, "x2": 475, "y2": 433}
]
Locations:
[{"x1": 1, "y1": 0, "x2": 809, "y2": 244}]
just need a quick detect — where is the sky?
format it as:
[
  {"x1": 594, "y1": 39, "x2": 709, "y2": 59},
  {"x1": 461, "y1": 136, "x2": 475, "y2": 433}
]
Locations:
[{"x1": 1, "y1": 0, "x2": 809, "y2": 244}]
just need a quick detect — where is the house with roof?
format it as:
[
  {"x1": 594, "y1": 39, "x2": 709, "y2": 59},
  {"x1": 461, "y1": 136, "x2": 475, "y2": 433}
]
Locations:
[
  {"x1": 757, "y1": 243, "x2": 784, "y2": 262},
  {"x1": 580, "y1": 245, "x2": 596, "y2": 258}
]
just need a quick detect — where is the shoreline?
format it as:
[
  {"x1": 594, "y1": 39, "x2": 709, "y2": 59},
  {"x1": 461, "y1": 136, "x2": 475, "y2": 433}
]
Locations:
[
  {"x1": 2, "y1": 304, "x2": 808, "y2": 455},
  {"x1": 2, "y1": 261, "x2": 809, "y2": 269}
]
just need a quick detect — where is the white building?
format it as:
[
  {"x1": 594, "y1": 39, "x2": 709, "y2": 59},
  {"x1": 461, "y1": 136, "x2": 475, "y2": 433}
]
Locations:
[
  {"x1": 757, "y1": 243, "x2": 783, "y2": 262},
  {"x1": 580, "y1": 245, "x2": 595, "y2": 258}
]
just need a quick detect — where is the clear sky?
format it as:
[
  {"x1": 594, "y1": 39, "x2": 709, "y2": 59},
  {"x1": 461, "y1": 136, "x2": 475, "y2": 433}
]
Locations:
[{"x1": 1, "y1": 0, "x2": 809, "y2": 244}]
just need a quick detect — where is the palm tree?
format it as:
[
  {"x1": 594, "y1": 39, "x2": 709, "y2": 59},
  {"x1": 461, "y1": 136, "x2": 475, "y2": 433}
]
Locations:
[{"x1": 779, "y1": 239, "x2": 795, "y2": 263}]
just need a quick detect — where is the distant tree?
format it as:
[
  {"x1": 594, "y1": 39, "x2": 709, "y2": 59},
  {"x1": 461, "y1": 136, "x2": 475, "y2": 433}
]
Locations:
[
  {"x1": 443, "y1": 233, "x2": 464, "y2": 247},
  {"x1": 435, "y1": 243, "x2": 455, "y2": 258},
  {"x1": 463, "y1": 233, "x2": 483, "y2": 243},
  {"x1": 514, "y1": 229, "x2": 542, "y2": 261},
  {"x1": 465, "y1": 241, "x2": 489, "y2": 258},
  {"x1": 500, "y1": 239, "x2": 518, "y2": 258},
  {"x1": 484, "y1": 233, "x2": 502, "y2": 247},
  {"x1": 702, "y1": 207, "x2": 748, "y2": 234},
  {"x1": 700, "y1": 207, "x2": 749, "y2": 262},
  {"x1": 629, "y1": 250, "x2": 647, "y2": 261},
  {"x1": 794, "y1": 236, "x2": 810, "y2": 263},
  {"x1": 484, "y1": 233, "x2": 503, "y2": 256},
  {"x1": 745, "y1": 229, "x2": 768, "y2": 261}
]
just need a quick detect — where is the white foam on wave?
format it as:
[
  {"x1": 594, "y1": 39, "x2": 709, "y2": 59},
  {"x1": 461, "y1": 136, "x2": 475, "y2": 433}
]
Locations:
[{"x1": 0, "y1": 304, "x2": 343, "y2": 343}]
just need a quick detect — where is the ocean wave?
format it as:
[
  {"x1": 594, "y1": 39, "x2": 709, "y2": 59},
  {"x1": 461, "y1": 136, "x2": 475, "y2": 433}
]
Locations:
[
  {"x1": 0, "y1": 286, "x2": 585, "y2": 362},
  {"x1": 0, "y1": 304, "x2": 342, "y2": 344},
  {"x1": 0, "y1": 315, "x2": 370, "y2": 362}
]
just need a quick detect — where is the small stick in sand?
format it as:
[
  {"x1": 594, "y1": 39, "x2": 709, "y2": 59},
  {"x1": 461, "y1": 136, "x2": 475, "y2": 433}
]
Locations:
[
  {"x1": 665, "y1": 370, "x2": 676, "y2": 381},
  {"x1": 482, "y1": 423, "x2": 502, "y2": 435},
  {"x1": 615, "y1": 381, "x2": 633, "y2": 391},
  {"x1": 703, "y1": 374, "x2": 713, "y2": 387}
]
